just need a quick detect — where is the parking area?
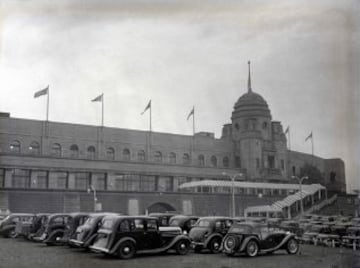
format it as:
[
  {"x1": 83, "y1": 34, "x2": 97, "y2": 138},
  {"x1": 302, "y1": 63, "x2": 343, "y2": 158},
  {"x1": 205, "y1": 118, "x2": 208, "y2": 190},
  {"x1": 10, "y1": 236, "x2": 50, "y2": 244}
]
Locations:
[{"x1": 1, "y1": 237, "x2": 359, "y2": 268}]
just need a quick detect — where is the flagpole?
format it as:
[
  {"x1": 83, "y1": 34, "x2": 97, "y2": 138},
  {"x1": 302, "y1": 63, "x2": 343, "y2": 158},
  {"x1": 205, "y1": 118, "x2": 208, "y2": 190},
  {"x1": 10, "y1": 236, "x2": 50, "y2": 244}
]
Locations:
[
  {"x1": 150, "y1": 102, "x2": 152, "y2": 132},
  {"x1": 288, "y1": 127, "x2": 291, "y2": 151},
  {"x1": 192, "y1": 106, "x2": 195, "y2": 136},
  {"x1": 312, "y1": 132, "x2": 314, "y2": 165},
  {"x1": 101, "y1": 93, "x2": 104, "y2": 128},
  {"x1": 46, "y1": 86, "x2": 50, "y2": 137}
]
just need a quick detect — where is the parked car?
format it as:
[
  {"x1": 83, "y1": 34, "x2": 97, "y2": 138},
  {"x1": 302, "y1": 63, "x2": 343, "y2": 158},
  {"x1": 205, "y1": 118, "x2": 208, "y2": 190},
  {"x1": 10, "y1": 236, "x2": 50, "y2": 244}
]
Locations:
[
  {"x1": 221, "y1": 222, "x2": 299, "y2": 257},
  {"x1": 189, "y1": 216, "x2": 235, "y2": 253},
  {"x1": 169, "y1": 215, "x2": 199, "y2": 234},
  {"x1": 69, "y1": 213, "x2": 118, "y2": 248},
  {"x1": 60, "y1": 213, "x2": 89, "y2": 244},
  {"x1": 89, "y1": 215, "x2": 190, "y2": 259},
  {"x1": 341, "y1": 226, "x2": 360, "y2": 249},
  {"x1": 301, "y1": 224, "x2": 331, "y2": 244},
  {"x1": 0, "y1": 213, "x2": 35, "y2": 238},
  {"x1": 32, "y1": 213, "x2": 72, "y2": 246},
  {"x1": 317, "y1": 225, "x2": 347, "y2": 247},
  {"x1": 148, "y1": 212, "x2": 177, "y2": 227},
  {"x1": 15, "y1": 213, "x2": 50, "y2": 239}
]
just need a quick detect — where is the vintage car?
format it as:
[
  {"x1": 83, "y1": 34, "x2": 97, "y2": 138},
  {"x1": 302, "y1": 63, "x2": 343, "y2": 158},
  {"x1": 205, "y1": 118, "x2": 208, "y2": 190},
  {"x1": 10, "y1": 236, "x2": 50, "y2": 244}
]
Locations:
[
  {"x1": 0, "y1": 213, "x2": 35, "y2": 238},
  {"x1": 341, "y1": 226, "x2": 360, "y2": 249},
  {"x1": 60, "y1": 213, "x2": 89, "y2": 244},
  {"x1": 279, "y1": 221, "x2": 304, "y2": 238},
  {"x1": 317, "y1": 225, "x2": 347, "y2": 247},
  {"x1": 221, "y1": 222, "x2": 299, "y2": 257},
  {"x1": 189, "y1": 216, "x2": 235, "y2": 253},
  {"x1": 301, "y1": 224, "x2": 331, "y2": 244},
  {"x1": 68, "y1": 213, "x2": 119, "y2": 248},
  {"x1": 32, "y1": 213, "x2": 72, "y2": 245},
  {"x1": 15, "y1": 213, "x2": 49, "y2": 239},
  {"x1": 148, "y1": 212, "x2": 177, "y2": 227},
  {"x1": 169, "y1": 215, "x2": 199, "y2": 234},
  {"x1": 89, "y1": 215, "x2": 190, "y2": 259}
]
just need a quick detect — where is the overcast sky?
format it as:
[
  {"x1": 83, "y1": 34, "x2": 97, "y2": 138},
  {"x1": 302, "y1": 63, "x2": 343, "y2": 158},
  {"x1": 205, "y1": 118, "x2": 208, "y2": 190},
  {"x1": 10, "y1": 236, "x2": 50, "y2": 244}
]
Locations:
[{"x1": 0, "y1": 0, "x2": 359, "y2": 192}]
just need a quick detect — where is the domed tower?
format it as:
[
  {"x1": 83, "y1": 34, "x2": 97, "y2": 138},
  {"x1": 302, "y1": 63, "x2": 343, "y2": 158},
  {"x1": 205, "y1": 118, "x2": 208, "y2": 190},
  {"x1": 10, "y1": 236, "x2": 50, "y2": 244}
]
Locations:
[{"x1": 227, "y1": 61, "x2": 287, "y2": 181}]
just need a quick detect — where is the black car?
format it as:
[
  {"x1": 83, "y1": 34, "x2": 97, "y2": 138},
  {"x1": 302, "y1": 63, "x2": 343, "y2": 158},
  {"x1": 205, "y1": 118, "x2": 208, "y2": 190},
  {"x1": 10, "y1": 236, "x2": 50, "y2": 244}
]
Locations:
[
  {"x1": 148, "y1": 213, "x2": 177, "y2": 227},
  {"x1": 89, "y1": 215, "x2": 191, "y2": 259},
  {"x1": 279, "y1": 221, "x2": 304, "y2": 238},
  {"x1": 69, "y1": 213, "x2": 118, "y2": 248},
  {"x1": 301, "y1": 224, "x2": 331, "y2": 245},
  {"x1": 221, "y1": 222, "x2": 299, "y2": 257},
  {"x1": 15, "y1": 213, "x2": 50, "y2": 240},
  {"x1": 60, "y1": 213, "x2": 89, "y2": 244},
  {"x1": 0, "y1": 213, "x2": 35, "y2": 238},
  {"x1": 169, "y1": 215, "x2": 199, "y2": 234},
  {"x1": 189, "y1": 217, "x2": 235, "y2": 253},
  {"x1": 32, "y1": 213, "x2": 72, "y2": 245}
]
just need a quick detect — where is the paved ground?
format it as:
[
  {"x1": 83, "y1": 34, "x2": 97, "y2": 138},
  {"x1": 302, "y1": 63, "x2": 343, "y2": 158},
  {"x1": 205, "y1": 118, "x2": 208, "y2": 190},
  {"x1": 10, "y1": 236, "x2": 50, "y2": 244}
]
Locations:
[{"x1": 0, "y1": 237, "x2": 360, "y2": 268}]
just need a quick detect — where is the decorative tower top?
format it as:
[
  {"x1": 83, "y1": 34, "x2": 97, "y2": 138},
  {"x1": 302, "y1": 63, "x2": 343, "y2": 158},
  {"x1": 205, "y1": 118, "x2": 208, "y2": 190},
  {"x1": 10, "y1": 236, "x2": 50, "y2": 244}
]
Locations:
[{"x1": 248, "y1": 60, "x2": 252, "y2": 93}]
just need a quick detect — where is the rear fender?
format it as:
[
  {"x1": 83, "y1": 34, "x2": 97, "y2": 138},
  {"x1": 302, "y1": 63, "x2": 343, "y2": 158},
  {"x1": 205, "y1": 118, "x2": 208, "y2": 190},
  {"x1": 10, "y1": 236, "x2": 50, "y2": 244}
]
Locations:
[
  {"x1": 83, "y1": 233, "x2": 98, "y2": 248},
  {"x1": 45, "y1": 229, "x2": 65, "y2": 243},
  {"x1": 204, "y1": 234, "x2": 223, "y2": 248},
  {"x1": 109, "y1": 237, "x2": 137, "y2": 255},
  {"x1": 137, "y1": 235, "x2": 191, "y2": 254},
  {"x1": 239, "y1": 236, "x2": 260, "y2": 252}
]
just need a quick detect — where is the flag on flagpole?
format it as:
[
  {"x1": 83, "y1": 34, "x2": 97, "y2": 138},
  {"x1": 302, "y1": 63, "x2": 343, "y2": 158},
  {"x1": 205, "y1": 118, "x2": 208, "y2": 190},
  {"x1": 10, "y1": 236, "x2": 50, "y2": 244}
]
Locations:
[
  {"x1": 187, "y1": 106, "x2": 194, "y2": 120},
  {"x1": 305, "y1": 132, "x2": 313, "y2": 142},
  {"x1": 34, "y1": 86, "x2": 49, "y2": 98},
  {"x1": 91, "y1": 94, "x2": 103, "y2": 102},
  {"x1": 284, "y1": 126, "x2": 289, "y2": 135},
  {"x1": 141, "y1": 100, "x2": 151, "y2": 115}
]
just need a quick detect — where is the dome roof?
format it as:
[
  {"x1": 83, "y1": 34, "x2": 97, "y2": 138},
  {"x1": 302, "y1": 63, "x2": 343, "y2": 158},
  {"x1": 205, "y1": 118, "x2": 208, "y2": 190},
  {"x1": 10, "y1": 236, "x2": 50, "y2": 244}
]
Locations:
[{"x1": 232, "y1": 91, "x2": 271, "y2": 119}]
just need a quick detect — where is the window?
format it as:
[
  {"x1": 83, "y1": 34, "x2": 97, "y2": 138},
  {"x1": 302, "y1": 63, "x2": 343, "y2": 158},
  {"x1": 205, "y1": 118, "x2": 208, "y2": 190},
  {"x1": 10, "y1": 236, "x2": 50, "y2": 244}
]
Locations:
[
  {"x1": 169, "y1": 152, "x2": 176, "y2": 164},
  {"x1": 134, "y1": 219, "x2": 145, "y2": 231},
  {"x1": 330, "y1": 171, "x2": 336, "y2": 182},
  {"x1": 263, "y1": 122, "x2": 268, "y2": 129},
  {"x1": 106, "y1": 147, "x2": 115, "y2": 160},
  {"x1": 51, "y1": 143, "x2": 62, "y2": 157},
  {"x1": 235, "y1": 156, "x2": 241, "y2": 168},
  {"x1": 256, "y1": 158, "x2": 260, "y2": 168},
  {"x1": 268, "y1": 156, "x2": 275, "y2": 168},
  {"x1": 157, "y1": 176, "x2": 172, "y2": 192},
  {"x1": 119, "y1": 220, "x2": 131, "y2": 232},
  {"x1": 113, "y1": 174, "x2": 140, "y2": 191},
  {"x1": 198, "y1": 155, "x2": 205, "y2": 166},
  {"x1": 173, "y1": 176, "x2": 188, "y2": 192},
  {"x1": 74, "y1": 172, "x2": 90, "y2": 190},
  {"x1": 223, "y1": 157, "x2": 229, "y2": 168},
  {"x1": 140, "y1": 175, "x2": 156, "y2": 191},
  {"x1": 292, "y1": 166, "x2": 296, "y2": 175},
  {"x1": 137, "y1": 150, "x2": 145, "y2": 161},
  {"x1": 281, "y1": 160, "x2": 285, "y2": 170},
  {"x1": 29, "y1": 141, "x2": 40, "y2": 155},
  {"x1": 34, "y1": 171, "x2": 48, "y2": 189},
  {"x1": 183, "y1": 153, "x2": 191, "y2": 165},
  {"x1": 49, "y1": 171, "x2": 68, "y2": 189},
  {"x1": 94, "y1": 173, "x2": 107, "y2": 190},
  {"x1": 87, "y1": 146, "x2": 96, "y2": 160},
  {"x1": 9, "y1": 140, "x2": 21, "y2": 154},
  {"x1": 70, "y1": 144, "x2": 79, "y2": 158},
  {"x1": 146, "y1": 219, "x2": 158, "y2": 231},
  {"x1": 235, "y1": 123, "x2": 240, "y2": 130},
  {"x1": 123, "y1": 149, "x2": 130, "y2": 161},
  {"x1": 210, "y1": 156, "x2": 217, "y2": 167},
  {"x1": 154, "y1": 151, "x2": 162, "y2": 163},
  {"x1": 12, "y1": 169, "x2": 31, "y2": 188},
  {"x1": 0, "y1": 168, "x2": 4, "y2": 188}
]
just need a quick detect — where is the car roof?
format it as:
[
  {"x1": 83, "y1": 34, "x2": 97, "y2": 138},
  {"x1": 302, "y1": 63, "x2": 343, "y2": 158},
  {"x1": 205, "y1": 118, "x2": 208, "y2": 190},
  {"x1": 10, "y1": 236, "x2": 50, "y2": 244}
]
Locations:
[
  {"x1": 8, "y1": 213, "x2": 35, "y2": 217},
  {"x1": 103, "y1": 215, "x2": 158, "y2": 221}
]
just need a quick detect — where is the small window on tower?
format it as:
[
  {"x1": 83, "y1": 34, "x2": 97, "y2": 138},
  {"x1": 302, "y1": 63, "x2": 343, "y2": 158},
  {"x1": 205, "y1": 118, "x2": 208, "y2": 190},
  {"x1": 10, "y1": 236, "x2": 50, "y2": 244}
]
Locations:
[
  {"x1": 235, "y1": 123, "x2": 239, "y2": 130},
  {"x1": 263, "y1": 122, "x2": 267, "y2": 129}
]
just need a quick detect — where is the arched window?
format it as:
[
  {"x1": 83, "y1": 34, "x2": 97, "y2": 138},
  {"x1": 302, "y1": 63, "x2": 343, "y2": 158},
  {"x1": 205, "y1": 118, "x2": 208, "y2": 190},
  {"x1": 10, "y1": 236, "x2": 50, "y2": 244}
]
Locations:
[
  {"x1": 154, "y1": 151, "x2": 162, "y2": 163},
  {"x1": 137, "y1": 150, "x2": 145, "y2": 161},
  {"x1": 87, "y1": 146, "x2": 96, "y2": 159},
  {"x1": 9, "y1": 140, "x2": 21, "y2": 154},
  {"x1": 51, "y1": 143, "x2": 62, "y2": 157},
  {"x1": 70, "y1": 144, "x2": 79, "y2": 158},
  {"x1": 211, "y1": 155, "x2": 217, "y2": 167},
  {"x1": 29, "y1": 141, "x2": 40, "y2": 155},
  {"x1": 198, "y1": 155, "x2": 205, "y2": 166},
  {"x1": 106, "y1": 147, "x2": 115, "y2": 160},
  {"x1": 183, "y1": 153, "x2": 191, "y2": 165},
  {"x1": 169, "y1": 152, "x2": 176, "y2": 164},
  {"x1": 223, "y1": 156, "x2": 229, "y2": 168},
  {"x1": 123, "y1": 148, "x2": 130, "y2": 161}
]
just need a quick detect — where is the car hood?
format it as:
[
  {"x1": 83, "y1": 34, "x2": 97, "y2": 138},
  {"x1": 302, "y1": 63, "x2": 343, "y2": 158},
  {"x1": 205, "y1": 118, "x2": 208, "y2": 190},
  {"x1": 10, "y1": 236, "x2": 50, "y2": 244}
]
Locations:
[{"x1": 189, "y1": 227, "x2": 211, "y2": 241}]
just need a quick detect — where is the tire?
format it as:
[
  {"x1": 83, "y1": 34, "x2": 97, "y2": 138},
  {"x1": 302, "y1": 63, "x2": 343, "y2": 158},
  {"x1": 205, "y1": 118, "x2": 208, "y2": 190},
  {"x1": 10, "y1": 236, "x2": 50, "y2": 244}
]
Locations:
[
  {"x1": 175, "y1": 240, "x2": 189, "y2": 255},
  {"x1": 118, "y1": 241, "x2": 136, "y2": 259},
  {"x1": 9, "y1": 229, "x2": 18, "y2": 239},
  {"x1": 208, "y1": 237, "x2": 222, "y2": 254},
  {"x1": 194, "y1": 245, "x2": 202, "y2": 253},
  {"x1": 223, "y1": 235, "x2": 238, "y2": 252},
  {"x1": 245, "y1": 240, "x2": 259, "y2": 257},
  {"x1": 286, "y1": 238, "x2": 299, "y2": 254}
]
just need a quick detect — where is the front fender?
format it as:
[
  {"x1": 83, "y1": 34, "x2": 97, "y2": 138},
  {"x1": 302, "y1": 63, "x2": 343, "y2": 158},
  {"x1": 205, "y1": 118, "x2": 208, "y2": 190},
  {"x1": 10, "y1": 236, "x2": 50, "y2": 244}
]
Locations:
[
  {"x1": 44, "y1": 229, "x2": 65, "y2": 243},
  {"x1": 204, "y1": 233, "x2": 223, "y2": 248},
  {"x1": 239, "y1": 236, "x2": 259, "y2": 252},
  {"x1": 0, "y1": 225, "x2": 16, "y2": 236},
  {"x1": 167, "y1": 235, "x2": 191, "y2": 249},
  {"x1": 83, "y1": 233, "x2": 98, "y2": 248},
  {"x1": 109, "y1": 237, "x2": 137, "y2": 255}
]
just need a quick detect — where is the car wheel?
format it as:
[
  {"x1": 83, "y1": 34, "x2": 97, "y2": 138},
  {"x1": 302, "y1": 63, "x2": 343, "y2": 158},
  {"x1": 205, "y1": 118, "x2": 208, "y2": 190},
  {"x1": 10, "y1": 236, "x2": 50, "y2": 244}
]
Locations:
[
  {"x1": 245, "y1": 240, "x2": 259, "y2": 257},
  {"x1": 175, "y1": 240, "x2": 189, "y2": 255},
  {"x1": 118, "y1": 241, "x2": 136, "y2": 259},
  {"x1": 194, "y1": 245, "x2": 202, "y2": 253},
  {"x1": 208, "y1": 237, "x2": 222, "y2": 254},
  {"x1": 9, "y1": 229, "x2": 18, "y2": 239},
  {"x1": 286, "y1": 238, "x2": 299, "y2": 254}
]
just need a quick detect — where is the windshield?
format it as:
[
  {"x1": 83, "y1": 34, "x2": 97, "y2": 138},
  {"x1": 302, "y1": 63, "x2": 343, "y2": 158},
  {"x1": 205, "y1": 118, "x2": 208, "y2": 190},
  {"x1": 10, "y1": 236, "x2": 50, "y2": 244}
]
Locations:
[
  {"x1": 230, "y1": 225, "x2": 253, "y2": 234},
  {"x1": 170, "y1": 219, "x2": 180, "y2": 226},
  {"x1": 85, "y1": 217, "x2": 97, "y2": 225},
  {"x1": 102, "y1": 218, "x2": 116, "y2": 229},
  {"x1": 195, "y1": 219, "x2": 212, "y2": 227}
]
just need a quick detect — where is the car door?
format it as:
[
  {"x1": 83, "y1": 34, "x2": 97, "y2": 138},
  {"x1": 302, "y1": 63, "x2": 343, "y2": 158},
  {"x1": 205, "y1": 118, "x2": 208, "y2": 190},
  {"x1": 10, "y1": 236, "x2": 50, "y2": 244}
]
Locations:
[
  {"x1": 144, "y1": 219, "x2": 161, "y2": 249},
  {"x1": 131, "y1": 219, "x2": 148, "y2": 250}
]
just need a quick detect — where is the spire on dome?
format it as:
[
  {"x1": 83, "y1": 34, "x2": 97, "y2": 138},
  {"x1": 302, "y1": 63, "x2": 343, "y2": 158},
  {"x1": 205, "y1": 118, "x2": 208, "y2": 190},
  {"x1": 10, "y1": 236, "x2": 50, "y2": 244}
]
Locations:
[{"x1": 247, "y1": 61, "x2": 252, "y2": 93}]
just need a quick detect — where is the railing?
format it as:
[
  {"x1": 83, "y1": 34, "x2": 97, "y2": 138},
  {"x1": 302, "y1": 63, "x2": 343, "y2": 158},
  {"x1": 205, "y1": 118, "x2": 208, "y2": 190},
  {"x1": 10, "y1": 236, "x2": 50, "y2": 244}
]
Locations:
[{"x1": 304, "y1": 194, "x2": 338, "y2": 215}]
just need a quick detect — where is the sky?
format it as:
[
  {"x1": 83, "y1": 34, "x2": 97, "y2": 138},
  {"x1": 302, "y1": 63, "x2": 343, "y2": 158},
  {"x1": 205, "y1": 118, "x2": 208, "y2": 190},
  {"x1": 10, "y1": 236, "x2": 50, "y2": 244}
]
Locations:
[{"x1": 0, "y1": 0, "x2": 359, "y2": 192}]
